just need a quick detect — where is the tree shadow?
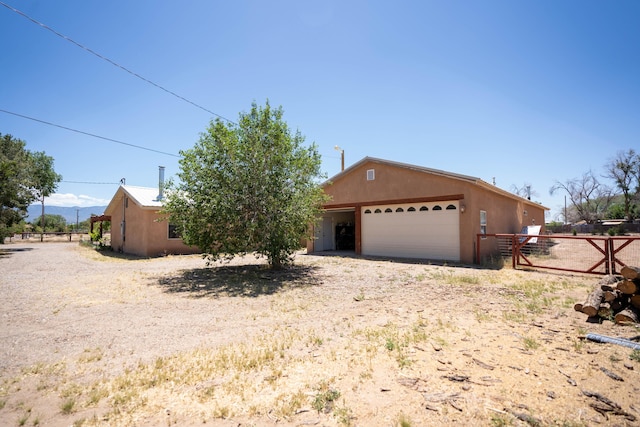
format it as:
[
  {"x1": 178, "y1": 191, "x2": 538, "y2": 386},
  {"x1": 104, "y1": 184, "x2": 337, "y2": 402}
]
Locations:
[
  {"x1": 155, "y1": 264, "x2": 323, "y2": 298},
  {"x1": 0, "y1": 247, "x2": 35, "y2": 258},
  {"x1": 304, "y1": 250, "x2": 485, "y2": 269}
]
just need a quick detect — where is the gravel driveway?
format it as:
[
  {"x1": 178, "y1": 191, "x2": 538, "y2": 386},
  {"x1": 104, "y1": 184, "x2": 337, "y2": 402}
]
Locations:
[
  {"x1": 1, "y1": 242, "x2": 318, "y2": 375},
  {"x1": 1, "y1": 241, "x2": 639, "y2": 427}
]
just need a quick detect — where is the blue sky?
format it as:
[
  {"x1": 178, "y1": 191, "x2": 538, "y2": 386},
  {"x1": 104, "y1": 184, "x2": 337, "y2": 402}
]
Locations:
[{"x1": 1, "y1": 1, "x2": 638, "y2": 221}]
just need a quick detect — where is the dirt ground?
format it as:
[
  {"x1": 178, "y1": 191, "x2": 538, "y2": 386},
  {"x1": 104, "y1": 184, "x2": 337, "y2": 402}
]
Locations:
[{"x1": 1, "y1": 242, "x2": 639, "y2": 427}]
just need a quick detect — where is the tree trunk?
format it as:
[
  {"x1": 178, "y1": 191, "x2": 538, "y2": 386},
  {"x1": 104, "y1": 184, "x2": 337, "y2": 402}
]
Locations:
[
  {"x1": 614, "y1": 307, "x2": 639, "y2": 324},
  {"x1": 621, "y1": 266, "x2": 640, "y2": 281},
  {"x1": 603, "y1": 290, "x2": 620, "y2": 303},
  {"x1": 581, "y1": 275, "x2": 618, "y2": 317},
  {"x1": 617, "y1": 279, "x2": 638, "y2": 295}
]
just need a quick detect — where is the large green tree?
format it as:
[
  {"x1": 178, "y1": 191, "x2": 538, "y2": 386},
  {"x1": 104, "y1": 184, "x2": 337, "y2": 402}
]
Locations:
[
  {"x1": 0, "y1": 133, "x2": 62, "y2": 240},
  {"x1": 163, "y1": 101, "x2": 328, "y2": 269}
]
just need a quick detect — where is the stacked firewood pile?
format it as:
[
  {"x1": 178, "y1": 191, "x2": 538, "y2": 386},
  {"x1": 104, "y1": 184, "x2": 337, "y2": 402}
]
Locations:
[{"x1": 574, "y1": 266, "x2": 640, "y2": 324}]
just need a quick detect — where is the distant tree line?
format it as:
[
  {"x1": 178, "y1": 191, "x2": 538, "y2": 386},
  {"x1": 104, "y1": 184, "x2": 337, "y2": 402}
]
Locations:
[
  {"x1": 17, "y1": 214, "x2": 105, "y2": 234},
  {"x1": 549, "y1": 149, "x2": 640, "y2": 224},
  {"x1": 515, "y1": 149, "x2": 639, "y2": 225}
]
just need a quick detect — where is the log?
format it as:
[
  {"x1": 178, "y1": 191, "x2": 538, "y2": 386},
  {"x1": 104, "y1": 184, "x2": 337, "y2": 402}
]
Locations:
[
  {"x1": 617, "y1": 279, "x2": 638, "y2": 295},
  {"x1": 614, "y1": 307, "x2": 639, "y2": 324},
  {"x1": 581, "y1": 275, "x2": 618, "y2": 317},
  {"x1": 630, "y1": 295, "x2": 640, "y2": 310},
  {"x1": 603, "y1": 290, "x2": 620, "y2": 303},
  {"x1": 621, "y1": 266, "x2": 640, "y2": 281}
]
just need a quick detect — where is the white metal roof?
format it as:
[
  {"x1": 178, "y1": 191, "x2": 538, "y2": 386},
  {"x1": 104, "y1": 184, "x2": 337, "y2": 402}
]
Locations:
[
  {"x1": 122, "y1": 185, "x2": 163, "y2": 208},
  {"x1": 104, "y1": 185, "x2": 163, "y2": 215}
]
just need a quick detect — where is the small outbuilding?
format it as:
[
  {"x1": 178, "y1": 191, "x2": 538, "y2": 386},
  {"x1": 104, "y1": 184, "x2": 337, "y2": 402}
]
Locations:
[
  {"x1": 307, "y1": 157, "x2": 548, "y2": 264},
  {"x1": 104, "y1": 184, "x2": 198, "y2": 257}
]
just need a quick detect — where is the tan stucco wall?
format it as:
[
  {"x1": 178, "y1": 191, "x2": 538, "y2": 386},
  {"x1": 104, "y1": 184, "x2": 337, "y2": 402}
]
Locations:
[
  {"x1": 107, "y1": 191, "x2": 198, "y2": 257},
  {"x1": 310, "y1": 160, "x2": 546, "y2": 264},
  {"x1": 324, "y1": 161, "x2": 463, "y2": 205}
]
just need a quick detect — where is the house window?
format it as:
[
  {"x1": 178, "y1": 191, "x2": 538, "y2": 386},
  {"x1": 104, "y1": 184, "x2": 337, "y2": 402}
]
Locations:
[
  {"x1": 419, "y1": 206, "x2": 428, "y2": 211},
  {"x1": 374, "y1": 208, "x2": 382, "y2": 213},
  {"x1": 384, "y1": 208, "x2": 393, "y2": 213},
  {"x1": 407, "y1": 207, "x2": 416, "y2": 212},
  {"x1": 168, "y1": 223, "x2": 181, "y2": 239},
  {"x1": 396, "y1": 207, "x2": 404, "y2": 212},
  {"x1": 433, "y1": 205, "x2": 442, "y2": 211},
  {"x1": 446, "y1": 204, "x2": 457, "y2": 210},
  {"x1": 480, "y1": 210, "x2": 487, "y2": 239},
  {"x1": 367, "y1": 169, "x2": 375, "y2": 181},
  {"x1": 364, "y1": 209, "x2": 372, "y2": 214}
]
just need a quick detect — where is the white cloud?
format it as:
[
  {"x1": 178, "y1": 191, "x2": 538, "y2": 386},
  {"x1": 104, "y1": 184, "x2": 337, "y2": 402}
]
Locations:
[{"x1": 44, "y1": 193, "x2": 110, "y2": 208}]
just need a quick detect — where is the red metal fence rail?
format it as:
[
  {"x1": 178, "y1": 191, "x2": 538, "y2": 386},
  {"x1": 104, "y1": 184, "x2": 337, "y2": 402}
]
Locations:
[{"x1": 476, "y1": 234, "x2": 640, "y2": 275}]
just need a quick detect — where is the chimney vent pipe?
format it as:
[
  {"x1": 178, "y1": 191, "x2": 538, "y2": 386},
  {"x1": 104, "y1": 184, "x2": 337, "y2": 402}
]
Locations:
[{"x1": 157, "y1": 166, "x2": 165, "y2": 201}]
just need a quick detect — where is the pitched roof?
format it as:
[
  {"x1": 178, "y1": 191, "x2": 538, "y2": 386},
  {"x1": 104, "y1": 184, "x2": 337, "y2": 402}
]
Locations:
[
  {"x1": 326, "y1": 157, "x2": 548, "y2": 210},
  {"x1": 104, "y1": 185, "x2": 163, "y2": 214}
]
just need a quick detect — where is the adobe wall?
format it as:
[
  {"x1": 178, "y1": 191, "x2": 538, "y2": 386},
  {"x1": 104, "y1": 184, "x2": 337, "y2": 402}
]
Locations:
[
  {"x1": 107, "y1": 191, "x2": 198, "y2": 257},
  {"x1": 320, "y1": 160, "x2": 546, "y2": 264},
  {"x1": 324, "y1": 161, "x2": 465, "y2": 205}
]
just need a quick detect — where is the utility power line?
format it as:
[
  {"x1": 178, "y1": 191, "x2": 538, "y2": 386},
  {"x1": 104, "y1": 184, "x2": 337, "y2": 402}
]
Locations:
[
  {"x1": 0, "y1": 108, "x2": 181, "y2": 158},
  {"x1": 0, "y1": 1, "x2": 236, "y2": 125},
  {"x1": 62, "y1": 180, "x2": 120, "y2": 185}
]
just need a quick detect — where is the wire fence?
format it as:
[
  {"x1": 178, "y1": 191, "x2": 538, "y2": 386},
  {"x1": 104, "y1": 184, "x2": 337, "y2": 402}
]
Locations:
[
  {"x1": 5, "y1": 232, "x2": 91, "y2": 243},
  {"x1": 477, "y1": 234, "x2": 640, "y2": 275}
]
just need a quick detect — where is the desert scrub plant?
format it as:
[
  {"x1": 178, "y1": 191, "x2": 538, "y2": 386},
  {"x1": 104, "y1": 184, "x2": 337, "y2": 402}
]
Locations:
[
  {"x1": 385, "y1": 337, "x2": 396, "y2": 351},
  {"x1": 334, "y1": 403, "x2": 354, "y2": 426},
  {"x1": 356, "y1": 320, "x2": 428, "y2": 368},
  {"x1": 77, "y1": 329, "x2": 303, "y2": 424},
  {"x1": 312, "y1": 381, "x2": 341, "y2": 414},
  {"x1": 490, "y1": 413, "x2": 514, "y2": 426},
  {"x1": 272, "y1": 389, "x2": 307, "y2": 419},
  {"x1": 396, "y1": 412, "x2": 413, "y2": 427},
  {"x1": 522, "y1": 336, "x2": 540, "y2": 351},
  {"x1": 429, "y1": 270, "x2": 480, "y2": 286},
  {"x1": 630, "y1": 349, "x2": 640, "y2": 362},
  {"x1": 474, "y1": 308, "x2": 493, "y2": 323},
  {"x1": 60, "y1": 397, "x2": 76, "y2": 415}
]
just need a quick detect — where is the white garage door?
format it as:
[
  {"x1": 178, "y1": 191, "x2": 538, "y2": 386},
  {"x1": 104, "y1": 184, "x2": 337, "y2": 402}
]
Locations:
[{"x1": 361, "y1": 201, "x2": 460, "y2": 261}]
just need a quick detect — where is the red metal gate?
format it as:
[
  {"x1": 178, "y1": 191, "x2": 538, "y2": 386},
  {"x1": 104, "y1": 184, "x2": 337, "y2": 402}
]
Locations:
[{"x1": 476, "y1": 234, "x2": 640, "y2": 275}]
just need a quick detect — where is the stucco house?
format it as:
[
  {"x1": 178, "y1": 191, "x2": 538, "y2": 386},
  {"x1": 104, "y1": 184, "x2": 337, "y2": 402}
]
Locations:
[
  {"x1": 104, "y1": 184, "x2": 199, "y2": 257},
  {"x1": 307, "y1": 157, "x2": 548, "y2": 264}
]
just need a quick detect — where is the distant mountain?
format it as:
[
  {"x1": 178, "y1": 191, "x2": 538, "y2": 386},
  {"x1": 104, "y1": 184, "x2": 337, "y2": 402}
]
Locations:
[{"x1": 26, "y1": 205, "x2": 108, "y2": 224}]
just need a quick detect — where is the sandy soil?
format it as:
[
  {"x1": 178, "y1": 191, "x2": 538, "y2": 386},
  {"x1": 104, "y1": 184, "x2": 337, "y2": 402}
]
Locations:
[{"x1": 0, "y1": 242, "x2": 639, "y2": 427}]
